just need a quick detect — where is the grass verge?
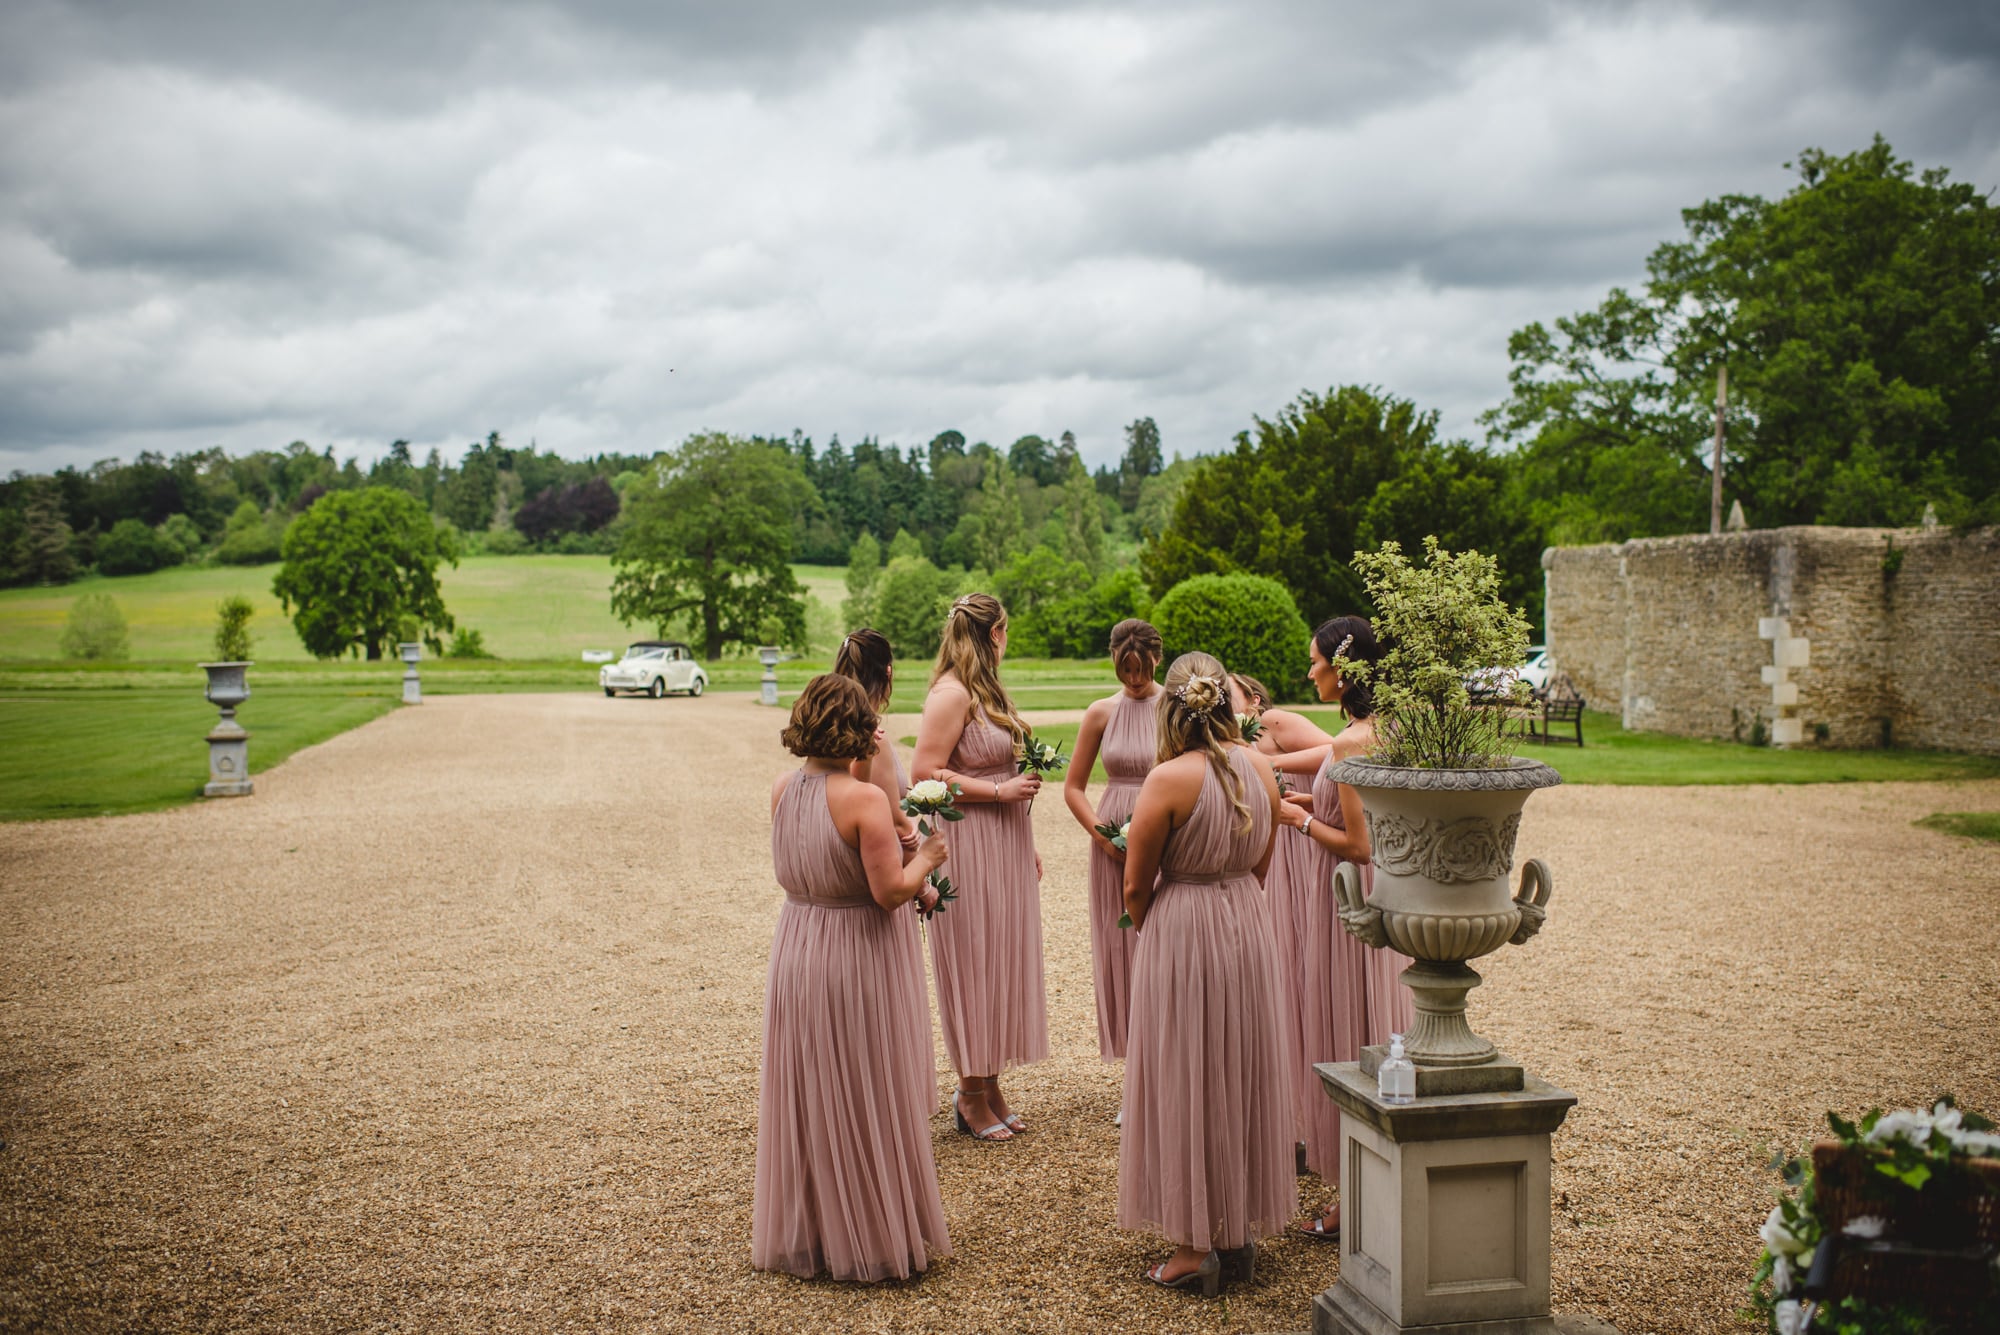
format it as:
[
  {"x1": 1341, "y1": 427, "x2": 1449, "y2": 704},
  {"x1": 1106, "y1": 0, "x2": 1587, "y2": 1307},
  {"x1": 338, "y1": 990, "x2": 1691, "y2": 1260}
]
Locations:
[
  {"x1": 0, "y1": 686, "x2": 397, "y2": 822},
  {"x1": 1914, "y1": 812, "x2": 2000, "y2": 843}
]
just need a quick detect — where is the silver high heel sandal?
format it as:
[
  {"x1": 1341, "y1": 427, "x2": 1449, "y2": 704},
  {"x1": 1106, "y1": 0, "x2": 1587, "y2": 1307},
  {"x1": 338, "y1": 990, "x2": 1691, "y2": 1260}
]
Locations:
[{"x1": 1146, "y1": 1249, "x2": 1221, "y2": 1297}]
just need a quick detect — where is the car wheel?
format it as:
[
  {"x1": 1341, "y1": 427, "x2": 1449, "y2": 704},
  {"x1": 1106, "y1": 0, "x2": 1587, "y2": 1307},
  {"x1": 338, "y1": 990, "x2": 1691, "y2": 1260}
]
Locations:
[
  {"x1": 689, "y1": 676, "x2": 705, "y2": 697},
  {"x1": 648, "y1": 677, "x2": 666, "y2": 699},
  {"x1": 603, "y1": 687, "x2": 615, "y2": 697}
]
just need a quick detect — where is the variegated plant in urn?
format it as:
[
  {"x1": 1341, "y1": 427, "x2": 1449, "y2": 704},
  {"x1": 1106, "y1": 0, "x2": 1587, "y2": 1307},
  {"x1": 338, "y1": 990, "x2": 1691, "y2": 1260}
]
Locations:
[{"x1": 1331, "y1": 537, "x2": 1558, "y2": 1092}]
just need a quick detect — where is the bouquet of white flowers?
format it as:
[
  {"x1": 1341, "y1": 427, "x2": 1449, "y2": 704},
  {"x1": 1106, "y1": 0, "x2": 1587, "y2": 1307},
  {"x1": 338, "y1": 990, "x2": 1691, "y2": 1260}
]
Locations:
[
  {"x1": 1237, "y1": 712, "x2": 1265, "y2": 743},
  {"x1": 1095, "y1": 819, "x2": 1136, "y2": 928},
  {"x1": 1018, "y1": 734, "x2": 1068, "y2": 775},
  {"x1": 900, "y1": 779, "x2": 962, "y2": 916}
]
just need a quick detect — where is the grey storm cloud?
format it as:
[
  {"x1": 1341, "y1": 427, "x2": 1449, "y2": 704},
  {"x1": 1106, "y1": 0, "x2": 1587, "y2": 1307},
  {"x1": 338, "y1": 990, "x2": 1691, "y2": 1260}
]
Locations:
[{"x1": 1, "y1": 0, "x2": 1997, "y2": 474}]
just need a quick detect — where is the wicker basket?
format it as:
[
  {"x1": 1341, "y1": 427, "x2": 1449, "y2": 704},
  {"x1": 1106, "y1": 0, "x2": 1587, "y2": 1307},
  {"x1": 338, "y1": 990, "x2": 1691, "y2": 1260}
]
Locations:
[{"x1": 1806, "y1": 1141, "x2": 2000, "y2": 1326}]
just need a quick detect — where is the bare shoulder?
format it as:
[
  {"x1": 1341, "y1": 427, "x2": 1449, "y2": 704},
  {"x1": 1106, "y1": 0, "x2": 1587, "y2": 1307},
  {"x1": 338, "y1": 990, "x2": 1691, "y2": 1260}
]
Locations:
[
  {"x1": 1331, "y1": 718, "x2": 1376, "y2": 762},
  {"x1": 1082, "y1": 695, "x2": 1116, "y2": 724},
  {"x1": 926, "y1": 675, "x2": 971, "y2": 707},
  {"x1": 829, "y1": 771, "x2": 890, "y2": 820},
  {"x1": 770, "y1": 769, "x2": 793, "y2": 806},
  {"x1": 1145, "y1": 750, "x2": 1208, "y2": 795}
]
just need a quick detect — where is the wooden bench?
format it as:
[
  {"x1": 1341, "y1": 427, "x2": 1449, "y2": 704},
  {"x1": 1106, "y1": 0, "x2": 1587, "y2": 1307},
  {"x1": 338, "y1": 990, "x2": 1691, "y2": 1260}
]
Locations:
[{"x1": 1518, "y1": 675, "x2": 1584, "y2": 747}]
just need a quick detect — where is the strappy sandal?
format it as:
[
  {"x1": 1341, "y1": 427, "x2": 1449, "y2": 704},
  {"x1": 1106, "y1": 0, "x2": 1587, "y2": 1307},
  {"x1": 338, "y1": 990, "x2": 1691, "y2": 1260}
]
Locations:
[
  {"x1": 1292, "y1": 1211, "x2": 1340, "y2": 1242},
  {"x1": 952, "y1": 1093, "x2": 1011, "y2": 1142},
  {"x1": 1145, "y1": 1250, "x2": 1221, "y2": 1296}
]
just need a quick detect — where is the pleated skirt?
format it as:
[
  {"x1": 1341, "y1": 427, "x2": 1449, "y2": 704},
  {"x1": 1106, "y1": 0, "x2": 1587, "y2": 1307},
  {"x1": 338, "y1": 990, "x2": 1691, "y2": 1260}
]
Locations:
[
  {"x1": 1087, "y1": 780, "x2": 1144, "y2": 1061},
  {"x1": 928, "y1": 797, "x2": 1049, "y2": 1076},
  {"x1": 753, "y1": 899, "x2": 951, "y2": 1281},
  {"x1": 1297, "y1": 846, "x2": 1372, "y2": 1180},
  {"x1": 1118, "y1": 876, "x2": 1297, "y2": 1251},
  {"x1": 1262, "y1": 825, "x2": 1314, "y2": 1141}
]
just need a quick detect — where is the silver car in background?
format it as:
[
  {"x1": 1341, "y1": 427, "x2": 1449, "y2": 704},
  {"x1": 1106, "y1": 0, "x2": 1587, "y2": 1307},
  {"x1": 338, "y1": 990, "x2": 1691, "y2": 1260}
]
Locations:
[{"x1": 601, "y1": 641, "x2": 708, "y2": 698}]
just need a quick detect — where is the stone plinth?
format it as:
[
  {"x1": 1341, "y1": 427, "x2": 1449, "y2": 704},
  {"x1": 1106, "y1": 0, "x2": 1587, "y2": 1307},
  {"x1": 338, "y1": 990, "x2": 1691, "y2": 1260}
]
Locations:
[
  {"x1": 757, "y1": 646, "x2": 781, "y2": 706},
  {"x1": 1313, "y1": 1063, "x2": 1576, "y2": 1335},
  {"x1": 399, "y1": 643, "x2": 423, "y2": 705},
  {"x1": 204, "y1": 718, "x2": 253, "y2": 797}
]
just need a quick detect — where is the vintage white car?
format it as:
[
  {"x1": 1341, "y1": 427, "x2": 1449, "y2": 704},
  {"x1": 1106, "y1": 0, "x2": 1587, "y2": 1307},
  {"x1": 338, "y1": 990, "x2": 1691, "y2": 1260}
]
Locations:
[{"x1": 600, "y1": 641, "x2": 708, "y2": 698}]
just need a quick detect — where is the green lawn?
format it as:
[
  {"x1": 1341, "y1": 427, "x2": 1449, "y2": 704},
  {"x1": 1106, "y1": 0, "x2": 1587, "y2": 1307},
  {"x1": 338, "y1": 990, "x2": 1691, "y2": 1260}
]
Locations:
[
  {"x1": 0, "y1": 557, "x2": 854, "y2": 661},
  {"x1": 0, "y1": 686, "x2": 398, "y2": 821}
]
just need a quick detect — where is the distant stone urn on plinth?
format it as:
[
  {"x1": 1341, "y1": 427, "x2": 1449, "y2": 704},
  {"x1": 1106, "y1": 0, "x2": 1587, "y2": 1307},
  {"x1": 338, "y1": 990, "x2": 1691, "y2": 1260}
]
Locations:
[
  {"x1": 399, "y1": 642, "x2": 422, "y2": 704},
  {"x1": 757, "y1": 645, "x2": 781, "y2": 706},
  {"x1": 200, "y1": 661, "x2": 254, "y2": 797}
]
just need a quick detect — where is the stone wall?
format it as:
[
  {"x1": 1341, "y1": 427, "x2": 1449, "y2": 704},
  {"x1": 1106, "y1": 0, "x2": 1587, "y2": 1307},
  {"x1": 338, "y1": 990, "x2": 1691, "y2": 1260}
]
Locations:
[{"x1": 1542, "y1": 525, "x2": 2000, "y2": 755}]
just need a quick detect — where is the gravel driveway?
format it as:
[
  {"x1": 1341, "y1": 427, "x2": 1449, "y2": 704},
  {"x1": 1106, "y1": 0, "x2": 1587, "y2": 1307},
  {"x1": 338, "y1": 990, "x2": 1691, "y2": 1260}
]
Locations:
[{"x1": 3, "y1": 692, "x2": 1996, "y2": 1334}]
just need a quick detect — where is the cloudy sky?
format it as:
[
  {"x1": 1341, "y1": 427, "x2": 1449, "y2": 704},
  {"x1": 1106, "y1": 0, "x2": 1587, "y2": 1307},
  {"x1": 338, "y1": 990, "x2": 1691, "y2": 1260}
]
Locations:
[{"x1": 3, "y1": 1, "x2": 1998, "y2": 476}]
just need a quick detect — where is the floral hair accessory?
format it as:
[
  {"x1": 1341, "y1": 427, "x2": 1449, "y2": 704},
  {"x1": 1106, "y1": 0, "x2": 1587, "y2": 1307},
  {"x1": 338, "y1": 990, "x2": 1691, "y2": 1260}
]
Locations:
[
  {"x1": 1333, "y1": 634, "x2": 1354, "y2": 662},
  {"x1": 1176, "y1": 672, "x2": 1225, "y2": 712}
]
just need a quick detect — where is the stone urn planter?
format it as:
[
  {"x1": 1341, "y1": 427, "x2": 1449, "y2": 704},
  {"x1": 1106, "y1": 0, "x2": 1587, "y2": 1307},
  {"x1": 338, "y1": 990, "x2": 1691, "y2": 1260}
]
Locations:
[
  {"x1": 398, "y1": 642, "x2": 422, "y2": 704},
  {"x1": 199, "y1": 661, "x2": 254, "y2": 797},
  {"x1": 1330, "y1": 755, "x2": 1562, "y2": 1092}
]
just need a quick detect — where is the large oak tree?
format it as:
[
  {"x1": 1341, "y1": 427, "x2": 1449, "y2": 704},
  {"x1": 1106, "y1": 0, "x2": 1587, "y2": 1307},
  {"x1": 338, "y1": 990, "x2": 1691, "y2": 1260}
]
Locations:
[
  {"x1": 273, "y1": 487, "x2": 460, "y2": 659},
  {"x1": 610, "y1": 434, "x2": 813, "y2": 660}
]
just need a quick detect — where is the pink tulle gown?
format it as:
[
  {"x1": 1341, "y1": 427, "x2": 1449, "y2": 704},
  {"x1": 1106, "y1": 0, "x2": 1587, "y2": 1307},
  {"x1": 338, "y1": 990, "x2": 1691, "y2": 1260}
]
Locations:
[
  {"x1": 1297, "y1": 755, "x2": 1416, "y2": 1178},
  {"x1": 891, "y1": 749, "x2": 938, "y2": 1118},
  {"x1": 927, "y1": 715, "x2": 1049, "y2": 1077},
  {"x1": 752, "y1": 770, "x2": 951, "y2": 1281},
  {"x1": 1259, "y1": 792, "x2": 1315, "y2": 1146},
  {"x1": 1119, "y1": 748, "x2": 1296, "y2": 1252},
  {"x1": 1088, "y1": 689, "x2": 1157, "y2": 1060}
]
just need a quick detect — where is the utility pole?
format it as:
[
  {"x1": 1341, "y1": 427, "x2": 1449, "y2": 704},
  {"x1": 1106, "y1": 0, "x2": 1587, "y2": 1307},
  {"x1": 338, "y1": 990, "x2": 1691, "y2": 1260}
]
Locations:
[{"x1": 1709, "y1": 365, "x2": 1728, "y2": 535}]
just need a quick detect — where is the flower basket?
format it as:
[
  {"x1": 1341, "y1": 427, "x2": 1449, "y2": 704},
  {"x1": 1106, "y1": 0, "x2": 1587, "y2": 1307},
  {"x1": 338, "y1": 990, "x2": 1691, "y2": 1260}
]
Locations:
[{"x1": 1805, "y1": 1141, "x2": 2000, "y2": 1323}]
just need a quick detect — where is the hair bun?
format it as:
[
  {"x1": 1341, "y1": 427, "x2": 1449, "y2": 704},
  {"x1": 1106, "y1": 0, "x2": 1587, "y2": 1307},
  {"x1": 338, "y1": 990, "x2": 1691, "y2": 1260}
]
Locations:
[{"x1": 1177, "y1": 673, "x2": 1224, "y2": 713}]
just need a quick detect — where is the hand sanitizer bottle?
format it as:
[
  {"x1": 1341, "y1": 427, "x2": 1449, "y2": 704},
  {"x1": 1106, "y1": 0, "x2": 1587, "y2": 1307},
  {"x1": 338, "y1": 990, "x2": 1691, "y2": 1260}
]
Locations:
[{"x1": 1378, "y1": 1033, "x2": 1416, "y2": 1105}]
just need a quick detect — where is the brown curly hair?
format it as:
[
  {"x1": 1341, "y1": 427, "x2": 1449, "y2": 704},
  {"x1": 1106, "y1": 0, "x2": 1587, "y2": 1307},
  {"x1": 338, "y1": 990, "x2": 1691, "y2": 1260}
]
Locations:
[{"x1": 781, "y1": 674, "x2": 880, "y2": 761}]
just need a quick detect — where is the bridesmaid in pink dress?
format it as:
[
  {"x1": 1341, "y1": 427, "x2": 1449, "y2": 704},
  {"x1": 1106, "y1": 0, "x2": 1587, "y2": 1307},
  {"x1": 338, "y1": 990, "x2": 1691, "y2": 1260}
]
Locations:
[
  {"x1": 1227, "y1": 673, "x2": 1333, "y2": 1168},
  {"x1": 912, "y1": 593, "x2": 1048, "y2": 1142},
  {"x1": 1060, "y1": 618, "x2": 1163, "y2": 1071},
  {"x1": 834, "y1": 628, "x2": 934, "y2": 1121},
  {"x1": 1119, "y1": 652, "x2": 1294, "y2": 1295},
  {"x1": 753, "y1": 675, "x2": 951, "y2": 1282},
  {"x1": 1269, "y1": 615, "x2": 1414, "y2": 1240}
]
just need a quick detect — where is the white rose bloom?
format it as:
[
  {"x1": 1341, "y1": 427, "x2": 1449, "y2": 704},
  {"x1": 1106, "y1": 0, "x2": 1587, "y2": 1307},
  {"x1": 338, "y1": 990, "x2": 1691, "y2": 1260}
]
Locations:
[
  {"x1": 1760, "y1": 1206, "x2": 1808, "y2": 1257},
  {"x1": 1864, "y1": 1109, "x2": 1933, "y2": 1150},
  {"x1": 1842, "y1": 1215, "x2": 1886, "y2": 1240},
  {"x1": 907, "y1": 779, "x2": 950, "y2": 805},
  {"x1": 1773, "y1": 1299, "x2": 1807, "y2": 1335},
  {"x1": 1945, "y1": 1127, "x2": 2000, "y2": 1156}
]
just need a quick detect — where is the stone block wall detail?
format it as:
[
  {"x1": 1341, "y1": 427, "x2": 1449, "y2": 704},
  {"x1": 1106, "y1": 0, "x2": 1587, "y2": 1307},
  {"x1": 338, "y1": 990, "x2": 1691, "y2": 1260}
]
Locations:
[{"x1": 1541, "y1": 526, "x2": 2000, "y2": 755}]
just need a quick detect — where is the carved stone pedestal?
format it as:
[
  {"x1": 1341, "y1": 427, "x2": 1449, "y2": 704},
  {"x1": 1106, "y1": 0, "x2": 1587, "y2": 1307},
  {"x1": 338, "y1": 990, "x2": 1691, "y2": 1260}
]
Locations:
[
  {"x1": 1313, "y1": 1064, "x2": 1580, "y2": 1335},
  {"x1": 399, "y1": 642, "x2": 423, "y2": 704}
]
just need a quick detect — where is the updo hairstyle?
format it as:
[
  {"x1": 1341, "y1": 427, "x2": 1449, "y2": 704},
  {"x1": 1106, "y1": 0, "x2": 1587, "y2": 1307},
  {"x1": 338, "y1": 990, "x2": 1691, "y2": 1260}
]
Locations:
[
  {"x1": 1156, "y1": 651, "x2": 1252, "y2": 832},
  {"x1": 1108, "y1": 617, "x2": 1163, "y2": 681},
  {"x1": 833, "y1": 628, "x2": 895, "y2": 709},
  {"x1": 1314, "y1": 615, "x2": 1384, "y2": 719},
  {"x1": 781, "y1": 674, "x2": 881, "y2": 761}
]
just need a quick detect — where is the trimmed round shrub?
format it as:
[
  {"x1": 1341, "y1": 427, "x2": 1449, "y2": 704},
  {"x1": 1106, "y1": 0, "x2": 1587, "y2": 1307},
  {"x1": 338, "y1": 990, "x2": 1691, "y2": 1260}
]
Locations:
[{"x1": 1151, "y1": 572, "x2": 1312, "y2": 703}]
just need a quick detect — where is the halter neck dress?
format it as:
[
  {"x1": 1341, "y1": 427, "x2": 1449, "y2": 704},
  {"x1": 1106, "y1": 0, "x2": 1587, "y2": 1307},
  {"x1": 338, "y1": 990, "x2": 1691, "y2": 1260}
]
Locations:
[
  {"x1": 1118, "y1": 747, "x2": 1295, "y2": 1252},
  {"x1": 927, "y1": 712, "x2": 1049, "y2": 1077},
  {"x1": 1297, "y1": 751, "x2": 1415, "y2": 1178},
  {"x1": 751, "y1": 770, "x2": 951, "y2": 1281},
  {"x1": 1087, "y1": 688, "x2": 1159, "y2": 1060}
]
